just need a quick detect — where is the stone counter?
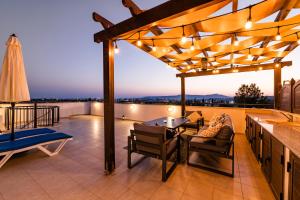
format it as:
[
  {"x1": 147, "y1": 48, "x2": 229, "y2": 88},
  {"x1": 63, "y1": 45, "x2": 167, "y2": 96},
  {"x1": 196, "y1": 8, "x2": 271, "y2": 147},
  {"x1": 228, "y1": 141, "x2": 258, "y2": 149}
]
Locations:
[{"x1": 247, "y1": 113, "x2": 300, "y2": 158}]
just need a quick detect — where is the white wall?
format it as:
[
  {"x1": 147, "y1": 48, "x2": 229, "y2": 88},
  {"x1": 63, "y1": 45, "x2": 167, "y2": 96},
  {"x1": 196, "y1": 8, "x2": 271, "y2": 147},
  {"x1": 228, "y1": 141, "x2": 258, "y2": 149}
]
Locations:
[{"x1": 90, "y1": 102, "x2": 274, "y2": 133}]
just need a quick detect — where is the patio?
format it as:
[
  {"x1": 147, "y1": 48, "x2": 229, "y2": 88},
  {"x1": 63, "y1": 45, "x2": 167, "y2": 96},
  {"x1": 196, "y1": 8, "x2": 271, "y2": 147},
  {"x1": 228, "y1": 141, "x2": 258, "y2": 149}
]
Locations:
[{"x1": 0, "y1": 115, "x2": 274, "y2": 200}]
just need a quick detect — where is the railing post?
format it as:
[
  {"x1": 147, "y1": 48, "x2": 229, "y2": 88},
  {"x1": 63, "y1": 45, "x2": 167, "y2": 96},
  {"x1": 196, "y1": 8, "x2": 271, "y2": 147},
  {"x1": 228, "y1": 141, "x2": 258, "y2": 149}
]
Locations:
[
  {"x1": 34, "y1": 102, "x2": 38, "y2": 128},
  {"x1": 51, "y1": 107, "x2": 55, "y2": 126},
  {"x1": 57, "y1": 106, "x2": 60, "y2": 122}
]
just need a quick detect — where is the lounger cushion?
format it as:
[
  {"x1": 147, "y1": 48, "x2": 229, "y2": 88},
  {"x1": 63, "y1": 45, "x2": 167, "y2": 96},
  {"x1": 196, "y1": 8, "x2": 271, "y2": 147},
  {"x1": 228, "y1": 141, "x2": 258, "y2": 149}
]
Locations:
[
  {"x1": 0, "y1": 128, "x2": 56, "y2": 142},
  {"x1": 0, "y1": 133, "x2": 72, "y2": 153},
  {"x1": 190, "y1": 137, "x2": 229, "y2": 153}
]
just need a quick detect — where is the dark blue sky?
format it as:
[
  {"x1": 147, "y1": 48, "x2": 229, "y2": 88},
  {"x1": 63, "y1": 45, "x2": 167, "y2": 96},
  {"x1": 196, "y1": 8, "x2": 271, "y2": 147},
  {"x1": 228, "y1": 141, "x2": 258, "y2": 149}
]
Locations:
[{"x1": 0, "y1": 0, "x2": 299, "y2": 98}]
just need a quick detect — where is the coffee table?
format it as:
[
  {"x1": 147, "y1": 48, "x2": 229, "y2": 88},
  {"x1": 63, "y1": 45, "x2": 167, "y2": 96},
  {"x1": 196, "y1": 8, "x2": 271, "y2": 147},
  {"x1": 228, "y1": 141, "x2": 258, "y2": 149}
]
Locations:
[{"x1": 144, "y1": 117, "x2": 189, "y2": 130}]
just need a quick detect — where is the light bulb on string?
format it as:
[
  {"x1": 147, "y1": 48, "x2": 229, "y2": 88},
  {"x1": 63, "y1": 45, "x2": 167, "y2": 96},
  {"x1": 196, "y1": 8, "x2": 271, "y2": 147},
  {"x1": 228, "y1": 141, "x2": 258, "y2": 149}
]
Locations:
[
  {"x1": 296, "y1": 33, "x2": 300, "y2": 45},
  {"x1": 275, "y1": 27, "x2": 281, "y2": 41},
  {"x1": 152, "y1": 39, "x2": 157, "y2": 52},
  {"x1": 114, "y1": 41, "x2": 119, "y2": 54},
  {"x1": 247, "y1": 48, "x2": 251, "y2": 59},
  {"x1": 233, "y1": 33, "x2": 239, "y2": 46},
  {"x1": 245, "y1": 5, "x2": 253, "y2": 29},
  {"x1": 137, "y1": 31, "x2": 142, "y2": 46},
  {"x1": 190, "y1": 37, "x2": 195, "y2": 51},
  {"x1": 181, "y1": 26, "x2": 187, "y2": 44}
]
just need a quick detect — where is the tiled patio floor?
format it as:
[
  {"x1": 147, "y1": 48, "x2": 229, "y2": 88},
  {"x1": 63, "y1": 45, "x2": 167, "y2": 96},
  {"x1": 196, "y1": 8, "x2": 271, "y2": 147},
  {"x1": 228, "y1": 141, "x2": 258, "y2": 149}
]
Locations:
[{"x1": 0, "y1": 115, "x2": 274, "y2": 200}]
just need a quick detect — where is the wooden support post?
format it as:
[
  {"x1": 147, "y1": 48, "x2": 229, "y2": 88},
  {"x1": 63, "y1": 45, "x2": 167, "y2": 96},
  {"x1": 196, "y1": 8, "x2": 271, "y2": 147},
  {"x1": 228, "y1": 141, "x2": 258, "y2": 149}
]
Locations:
[
  {"x1": 181, "y1": 77, "x2": 186, "y2": 117},
  {"x1": 103, "y1": 40, "x2": 115, "y2": 173},
  {"x1": 274, "y1": 67, "x2": 282, "y2": 109}
]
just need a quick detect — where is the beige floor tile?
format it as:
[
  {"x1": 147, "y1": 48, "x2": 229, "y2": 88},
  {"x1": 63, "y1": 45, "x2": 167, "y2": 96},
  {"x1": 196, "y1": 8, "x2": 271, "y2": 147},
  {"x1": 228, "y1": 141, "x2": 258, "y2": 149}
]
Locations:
[
  {"x1": 150, "y1": 185, "x2": 183, "y2": 200},
  {"x1": 242, "y1": 184, "x2": 275, "y2": 200},
  {"x1": 213, "y1": 189, "x2": 243, "y2": 200},
  {"x1": 117, "y1": 189, "x2": 147, "y2": 200},
  {"x1": 184, "y1": 178, "x2": 213, "y2": 199},
  {"x1": 181, "y1": 193, "x2": 210, "y2": 200},
  {"x1": 92, "y1": 179, "x2": 129, "y2": 200},
  {"x1": 130, "y1": 179, "x2": 162, "y2": 199}
]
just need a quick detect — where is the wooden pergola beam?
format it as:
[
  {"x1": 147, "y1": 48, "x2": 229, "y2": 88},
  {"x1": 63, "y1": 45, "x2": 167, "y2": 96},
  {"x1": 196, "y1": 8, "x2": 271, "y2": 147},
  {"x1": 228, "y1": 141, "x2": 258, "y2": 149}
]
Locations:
[
  {"x1": 176, "y1": 61, "x2": 292, "y2": 78},
  {"x1": 94, "y1": 0, "x2": 219, "y2": 43}
]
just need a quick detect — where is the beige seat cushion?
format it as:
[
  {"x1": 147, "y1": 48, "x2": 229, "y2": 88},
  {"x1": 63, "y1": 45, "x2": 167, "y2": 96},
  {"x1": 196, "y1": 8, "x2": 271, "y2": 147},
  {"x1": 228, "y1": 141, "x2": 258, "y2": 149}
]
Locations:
[{"x1": 187, "y1": 111, "x2": 201, "y2": 123}]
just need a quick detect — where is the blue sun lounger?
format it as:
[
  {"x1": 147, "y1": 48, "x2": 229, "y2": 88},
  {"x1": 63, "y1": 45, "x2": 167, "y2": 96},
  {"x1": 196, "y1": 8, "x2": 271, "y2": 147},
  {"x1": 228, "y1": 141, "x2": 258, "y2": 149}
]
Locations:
[
  {"x1": 0, "y1": 128, "x2": 56, "y2": 142},
  {"x1": 0, "y1": 128, "x2": 73, "y2": 168}
]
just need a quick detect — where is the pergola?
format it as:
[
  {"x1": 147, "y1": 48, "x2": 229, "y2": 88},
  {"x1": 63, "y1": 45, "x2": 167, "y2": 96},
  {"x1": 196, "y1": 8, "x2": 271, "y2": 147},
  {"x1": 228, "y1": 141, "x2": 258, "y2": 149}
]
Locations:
[{"x1": 93, "y1": 0, "x2": 300, "y2": 173}]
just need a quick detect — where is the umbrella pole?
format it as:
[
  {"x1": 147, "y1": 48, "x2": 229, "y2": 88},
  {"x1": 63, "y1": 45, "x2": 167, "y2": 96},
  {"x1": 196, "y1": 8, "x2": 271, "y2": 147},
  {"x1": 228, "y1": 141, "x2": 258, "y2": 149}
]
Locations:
[{"x1": 11, "y1": 102, "x2": 15, "y2": 140}]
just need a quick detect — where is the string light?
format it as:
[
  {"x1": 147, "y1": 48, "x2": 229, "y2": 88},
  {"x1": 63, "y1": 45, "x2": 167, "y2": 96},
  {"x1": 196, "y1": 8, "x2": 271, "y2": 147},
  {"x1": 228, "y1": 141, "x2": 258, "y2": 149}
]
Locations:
[
  {"x1": 275, "y1": 63, "x2": 280, "y2": 68},
  {"x1": 187, "y1": 65, "x2": 191, "y2": 69},
  {"x1": 114, "y1": 41, "x2": 119, "y2": 54},
  {"x1": 181, "y1": 26, "x2": 187, "y2": 44},
  {"x1": 275, "y1": 26, "x2": 281, "y2": 41},
  {"x1": 296, "y1": 33, "x2": 300, "y2": 45},
  {"x1": 190, "y1": 38, "x2": 195, "y2": 51},
  {"x1": 137, "y1": 31, "x2": 142, "y2": 46},
  {"x1": 245, "y1": 5, "x2": 253, "y2": 29},
  {"x1": 258, "y1": 66, "x2": 263, "y2": 70},
  {"x1": 152, "y1": 39, "x2": 156, "y2": 52},
  {"x1": 247, "y1": 48, "x2": 251, "y2": 59},
  {"x1": 233, "y1": 33, "x2": 239, "y2": 46}
]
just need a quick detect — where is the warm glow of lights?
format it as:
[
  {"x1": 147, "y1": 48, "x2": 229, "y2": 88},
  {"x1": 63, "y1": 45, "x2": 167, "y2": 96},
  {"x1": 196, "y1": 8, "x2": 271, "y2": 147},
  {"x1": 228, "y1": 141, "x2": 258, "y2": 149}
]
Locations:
[
  {"x1": 275, "y1": 34, "x2": 281, "y2": 41},
  {"x1": 275, "y1": 63, "x2": 280, "y2": 68},
  {"x1": 181, "y1": 36, "x2": 187, "y2": 44},
  {"x1": 190, "y1": 45, "x2": 195, "y2": 51},
  {"x1": 259, "y1": 67, "x2": 263, "y2": 70},
  {"x1": 232, "y1": 69, "x2": 239, "y2": 73},
  {"x1": 114, "y1": 47, "x2": 119, "y2": 54},
  {"x1": 152, "y1": 46, "x2": 157, "y2": 52},
  {"x1": 275, "y1": 27, "x2": 281, "y2": 41},
  {"x1": 187, "y1": 65, "x2": 191, "y2": 69},
  {"x1": 234, "y1": 40, "x2": 239, "y2": 46},
  {"x1": 168, "y1": 106, "x2": 175, "y2": 113},
  {"x1": 130, "y1": 104, "x2": 137, "y2": 112},
  {"x1": 213, "y1": 69, "x2": 219, "y2": 74},
  {"x1": 247, "y1": 54, "x2": 252, "y2": 59},
  {"x1": 245, "y1": 20, "x2": 253, "y2": 29},
  {"x1": 137, "y1": 40, "x2": 142, "y2": 46}
]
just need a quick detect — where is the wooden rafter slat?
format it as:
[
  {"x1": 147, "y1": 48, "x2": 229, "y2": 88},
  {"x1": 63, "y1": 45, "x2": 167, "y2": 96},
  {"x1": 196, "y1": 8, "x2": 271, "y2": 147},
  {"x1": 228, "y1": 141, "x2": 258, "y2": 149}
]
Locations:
[{"x1": 176, "y1": 61, "x2": 292, "y2": 77}]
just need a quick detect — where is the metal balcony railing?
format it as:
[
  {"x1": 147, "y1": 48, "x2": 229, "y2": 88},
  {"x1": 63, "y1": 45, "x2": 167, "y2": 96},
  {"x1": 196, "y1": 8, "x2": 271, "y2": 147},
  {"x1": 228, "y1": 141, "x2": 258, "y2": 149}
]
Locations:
[{"x1": 5, "y1": 105, "x2": 60, "y2": 130}]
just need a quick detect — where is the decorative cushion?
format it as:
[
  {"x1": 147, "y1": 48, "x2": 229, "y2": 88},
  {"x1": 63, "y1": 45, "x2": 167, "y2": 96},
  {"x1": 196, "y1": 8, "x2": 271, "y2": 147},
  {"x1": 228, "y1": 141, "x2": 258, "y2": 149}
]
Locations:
[
  {"x1": 209, "y1": 114, "x2": 226, "y2": 127},
  {"x1": 198, "y1": 122, "x2": 222, "y2": 137},
  {"x1": 187, "y1": 111, "x2": 201, "y2": 123}
]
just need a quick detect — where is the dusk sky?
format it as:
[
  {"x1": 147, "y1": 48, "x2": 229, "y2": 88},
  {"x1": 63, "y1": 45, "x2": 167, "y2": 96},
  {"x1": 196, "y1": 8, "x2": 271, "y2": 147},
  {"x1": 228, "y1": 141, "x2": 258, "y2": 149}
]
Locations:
[{"x1": 0, "y1": 0, "x2": 300, "y2": 98}]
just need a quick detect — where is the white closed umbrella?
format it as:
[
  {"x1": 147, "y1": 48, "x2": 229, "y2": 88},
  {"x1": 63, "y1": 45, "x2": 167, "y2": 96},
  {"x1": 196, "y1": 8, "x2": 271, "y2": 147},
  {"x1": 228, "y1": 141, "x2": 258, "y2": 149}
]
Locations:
[{"x1": 0, "y1": 34, "x2": 30, "y2": 140}]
